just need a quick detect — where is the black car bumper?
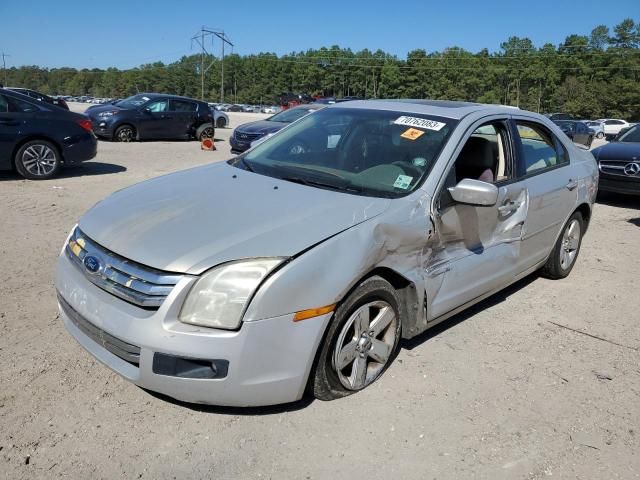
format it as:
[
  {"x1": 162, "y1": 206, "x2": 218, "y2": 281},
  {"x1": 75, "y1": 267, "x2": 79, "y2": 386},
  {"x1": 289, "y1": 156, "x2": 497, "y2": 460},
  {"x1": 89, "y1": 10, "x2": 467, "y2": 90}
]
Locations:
[
  {"x1": 229, "y1": 135, "x2": 252, "y2": 153},
  {"x1": 598, "y1": 175, "x2": 640, "y2": 195},
  {"x1": 89, "y1": 117, "x2": 117, "y2": 139},
  {"x1": 62, "y1": 132, "x2": 98, "y2": 164}
]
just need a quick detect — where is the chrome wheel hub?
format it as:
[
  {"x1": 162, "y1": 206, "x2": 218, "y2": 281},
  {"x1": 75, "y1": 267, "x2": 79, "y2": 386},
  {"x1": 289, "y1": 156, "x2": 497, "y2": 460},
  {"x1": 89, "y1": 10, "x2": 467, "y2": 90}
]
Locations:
[
  {"x1": 332, "y1": 300, "x2": 397, "y2": 391},
  {"x1": 560, "y1": 219, "x2": 581, "y2": 270},
  {"x1": 22, "y1": 145, "x2": 56, "y2": 176}
]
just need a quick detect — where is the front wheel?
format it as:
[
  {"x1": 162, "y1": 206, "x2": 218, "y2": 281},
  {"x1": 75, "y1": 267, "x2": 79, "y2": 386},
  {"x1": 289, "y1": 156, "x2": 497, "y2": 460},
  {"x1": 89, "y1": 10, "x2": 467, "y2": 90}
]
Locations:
[
  {"x1": 14, "y1": 140, "x2": 61, "y2": 180},
  {"x1": 114, "y1": 125, "x2": 135, "y2": 142},
  {"x1": 541, "y1": 212, "x2": 584, "y2": 279},
  {"x1": 596, "y1": 131, "x2": 604, "y2": 139},
  {"x1": 311, "y1": 276, "x2": 402, "y2": 401}
]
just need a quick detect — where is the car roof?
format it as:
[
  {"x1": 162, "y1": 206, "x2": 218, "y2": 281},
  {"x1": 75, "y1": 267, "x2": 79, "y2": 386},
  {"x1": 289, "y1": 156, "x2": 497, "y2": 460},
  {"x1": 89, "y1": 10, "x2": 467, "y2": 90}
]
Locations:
[
  {"x1": 136, "y1": 92, "x2": 204, "y2": 102},
  {"x1": 331, "y1": 99, "x2": 528, "y2": 120}
]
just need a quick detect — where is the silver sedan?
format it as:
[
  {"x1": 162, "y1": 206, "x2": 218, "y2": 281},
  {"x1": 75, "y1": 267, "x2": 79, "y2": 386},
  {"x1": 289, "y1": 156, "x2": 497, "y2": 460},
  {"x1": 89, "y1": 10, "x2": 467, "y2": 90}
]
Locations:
[{"x1": 56, "y1": 100, "x2": 598, "y2": 406}]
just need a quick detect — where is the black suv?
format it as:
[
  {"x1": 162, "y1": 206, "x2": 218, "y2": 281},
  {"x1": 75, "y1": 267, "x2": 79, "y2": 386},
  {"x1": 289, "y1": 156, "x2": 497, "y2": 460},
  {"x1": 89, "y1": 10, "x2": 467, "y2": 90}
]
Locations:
[{"x1": 85, "y1": 93, "x2": 215, "y2": 142}]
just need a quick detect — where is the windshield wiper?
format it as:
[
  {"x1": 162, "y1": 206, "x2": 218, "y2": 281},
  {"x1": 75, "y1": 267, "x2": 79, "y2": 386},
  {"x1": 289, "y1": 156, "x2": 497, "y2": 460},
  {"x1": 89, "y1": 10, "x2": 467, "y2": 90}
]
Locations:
[{"x1": 279, "y1": 175, "x2": 362, "y2": 193}]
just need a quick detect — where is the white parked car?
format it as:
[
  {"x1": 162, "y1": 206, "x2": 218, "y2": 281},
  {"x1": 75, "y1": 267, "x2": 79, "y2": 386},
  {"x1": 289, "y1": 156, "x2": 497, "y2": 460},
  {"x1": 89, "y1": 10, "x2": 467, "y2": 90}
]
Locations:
[{"x1": 597, "y1": 119, "x2": 630, "y2": 139}]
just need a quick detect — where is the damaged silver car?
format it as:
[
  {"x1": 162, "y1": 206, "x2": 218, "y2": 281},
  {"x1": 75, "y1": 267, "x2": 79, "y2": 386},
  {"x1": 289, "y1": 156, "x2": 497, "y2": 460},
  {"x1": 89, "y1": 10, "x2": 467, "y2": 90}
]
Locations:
[{"x1": 56, "y1": 100, "x2": 598, "y2": 406}]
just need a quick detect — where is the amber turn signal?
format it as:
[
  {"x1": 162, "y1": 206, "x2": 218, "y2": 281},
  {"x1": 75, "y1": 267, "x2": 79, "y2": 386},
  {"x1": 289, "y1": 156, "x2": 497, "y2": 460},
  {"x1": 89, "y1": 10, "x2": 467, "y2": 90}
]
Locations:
[{"x1": 293, "y1": 304, "x2": 336, "y2": 322}]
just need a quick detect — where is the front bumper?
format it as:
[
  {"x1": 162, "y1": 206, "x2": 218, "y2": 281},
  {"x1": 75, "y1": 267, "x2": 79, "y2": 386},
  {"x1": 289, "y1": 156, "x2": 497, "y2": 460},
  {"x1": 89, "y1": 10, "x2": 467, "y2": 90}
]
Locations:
[
  {"x1": 229, "y1": 135, "x2": 252, "y2": 153},
  {"x1": 89, "y1": 116, "x2": 116, "y2": 138},
  {"x1": 55, "y1": 252, "x2": 331, "y2": 406},
  {"x1": 598, "y1": 174, "x2": 640, "y2": 196}
]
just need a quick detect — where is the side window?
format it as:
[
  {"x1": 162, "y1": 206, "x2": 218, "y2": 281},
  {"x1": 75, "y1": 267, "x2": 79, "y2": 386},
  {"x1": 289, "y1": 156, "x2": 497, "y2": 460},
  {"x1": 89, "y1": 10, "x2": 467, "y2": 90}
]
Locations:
[
  {"x1": 171, "y1": 100, "x2": 197, "y2": 112},
  {"x1": 146, "y1": 100, "x2": 168, "y2": 113},
  {"x1": 515, "y1": 121, "x2": 567, "y2": 175},
  {"x1": 8, "y1": 96, "x2": 39, "y2": 113},
  {"x1": 0, "y1": 94, "x2": 8, "y2": 113}
]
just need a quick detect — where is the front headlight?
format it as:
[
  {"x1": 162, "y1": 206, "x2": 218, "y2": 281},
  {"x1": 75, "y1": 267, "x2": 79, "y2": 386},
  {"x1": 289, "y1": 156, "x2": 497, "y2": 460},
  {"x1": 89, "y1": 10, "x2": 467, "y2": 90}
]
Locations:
[
  {"x1": 179, "y1": 258, "x2": 283, "y2": 330},
  {"x1": 97, "y1": 110, "x2": 119, "y2": 118}
]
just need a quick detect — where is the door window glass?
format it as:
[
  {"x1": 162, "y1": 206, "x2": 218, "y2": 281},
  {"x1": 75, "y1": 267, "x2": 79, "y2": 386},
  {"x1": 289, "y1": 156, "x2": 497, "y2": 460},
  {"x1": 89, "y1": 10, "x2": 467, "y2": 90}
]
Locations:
[
  {"x1": 515, "y1": 122, "x2": 567, "y2": 174},
  {"x1": 171, "y1": 100, "x2": 197, "y2": 112},
  {"x1": 147, "y1": 100, "x2": 168, "y2": 113},
  {"x1": 0, "y1": 95, "x2": 8, "y2": 113},
  {"x1": 454, "y1": 121, "x2": 511, "y2": 185},
  {"x1": 8, "y1": 96, "x2": 39, "y2": 113}
]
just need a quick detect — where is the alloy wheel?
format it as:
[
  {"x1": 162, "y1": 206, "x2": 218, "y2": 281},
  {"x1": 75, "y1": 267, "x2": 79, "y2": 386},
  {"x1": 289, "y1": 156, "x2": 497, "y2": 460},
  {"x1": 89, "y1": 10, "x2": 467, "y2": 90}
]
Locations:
[
  {"x1": 117, "y1": 127, "x2": 134, "y2": 142},
  {"x1": 332, "y1": 300, "x2": 398, "y2": 390},
  {"x1": 21, "y1": 144, "x2": 57, "y2": 177},
  {"x1": 560, "y1": 219, "x2": 581, "y2": 270}
]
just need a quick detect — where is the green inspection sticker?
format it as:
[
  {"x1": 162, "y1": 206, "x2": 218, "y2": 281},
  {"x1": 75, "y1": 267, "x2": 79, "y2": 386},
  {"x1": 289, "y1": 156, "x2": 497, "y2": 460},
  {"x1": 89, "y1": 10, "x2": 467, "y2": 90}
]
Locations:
[{"x1": 393, "y1": 174, "x2": 413, "y2": 189}]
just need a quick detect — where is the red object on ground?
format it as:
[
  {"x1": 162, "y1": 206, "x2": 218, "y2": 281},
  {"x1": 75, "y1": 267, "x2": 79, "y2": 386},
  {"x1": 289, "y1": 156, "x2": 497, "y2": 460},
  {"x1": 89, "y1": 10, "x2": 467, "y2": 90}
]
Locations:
[{"x1": 201, "y1": 138, "x2": 215, "y2": 151}]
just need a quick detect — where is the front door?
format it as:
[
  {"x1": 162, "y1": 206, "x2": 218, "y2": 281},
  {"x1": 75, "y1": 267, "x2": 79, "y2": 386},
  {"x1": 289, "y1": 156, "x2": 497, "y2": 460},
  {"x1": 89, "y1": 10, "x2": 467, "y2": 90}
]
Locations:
[
  {"x1": 137, "y1": 99, "x2": 171, "y2": 139},
  {"x1": 426, "y1": 118, "x2": 529, "y2": 321}
]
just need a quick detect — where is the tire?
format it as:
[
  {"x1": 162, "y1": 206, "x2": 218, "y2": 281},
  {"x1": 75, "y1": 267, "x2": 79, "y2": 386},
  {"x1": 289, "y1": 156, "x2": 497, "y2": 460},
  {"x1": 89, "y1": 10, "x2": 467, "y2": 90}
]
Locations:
[
  {"x1": 196, "y1": 123, "x2": 215, "y2": 141},
  {"x1": 587, "y1": 136, "x2": 593, "y2": 148},
  {"x1": 114, "y1": 124, "x2": 135, "y2": 142},
  {"x1": 311, "y1": 276, "x2": 402, "y2": 401},
  {"x1": 14, "y1": 140, "x2": 61, "y2": 180},
  {"x1": 216, "y1": 116, "x2": 227, "y2": 128},
  {"x1": 596, "y1": 131, "x2": 604, "y2": 139},
  {"x1": 541, "y1": 211, "x2": 584, "y2": 280}
]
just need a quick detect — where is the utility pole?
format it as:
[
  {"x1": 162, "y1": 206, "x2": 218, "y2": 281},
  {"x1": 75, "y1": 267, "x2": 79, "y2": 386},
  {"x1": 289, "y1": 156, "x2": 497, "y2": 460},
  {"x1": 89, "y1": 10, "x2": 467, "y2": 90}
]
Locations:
[
  {"x1": 1, "y1": 52, "x2": 10, "y2": 86},
  {"x1": 191, "y1": 27, "x2": 233, "y2": 102}
]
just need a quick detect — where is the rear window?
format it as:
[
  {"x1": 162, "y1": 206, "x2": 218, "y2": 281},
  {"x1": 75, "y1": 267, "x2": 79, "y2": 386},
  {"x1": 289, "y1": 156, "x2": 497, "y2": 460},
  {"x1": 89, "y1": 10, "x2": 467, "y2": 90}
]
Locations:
[
  {"x1": 8, "y1": 96, "x2": 39, "y2": 113},
  {"x1": 0, "y1": 94, "x2": 8, "y2": 113}
]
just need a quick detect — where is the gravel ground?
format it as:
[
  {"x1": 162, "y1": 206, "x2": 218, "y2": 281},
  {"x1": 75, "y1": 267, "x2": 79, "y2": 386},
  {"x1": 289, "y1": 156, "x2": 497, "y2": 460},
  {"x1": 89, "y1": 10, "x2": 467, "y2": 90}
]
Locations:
[{"x1": 0, "y1": 104, "x2": 639, "y2": 479}]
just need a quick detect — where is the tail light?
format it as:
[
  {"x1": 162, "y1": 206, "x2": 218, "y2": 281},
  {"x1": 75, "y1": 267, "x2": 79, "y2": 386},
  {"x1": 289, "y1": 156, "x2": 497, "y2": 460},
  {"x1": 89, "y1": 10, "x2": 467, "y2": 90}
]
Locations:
[{"x1": 77, "y1": 118, "x2": 93, "y2": 133}]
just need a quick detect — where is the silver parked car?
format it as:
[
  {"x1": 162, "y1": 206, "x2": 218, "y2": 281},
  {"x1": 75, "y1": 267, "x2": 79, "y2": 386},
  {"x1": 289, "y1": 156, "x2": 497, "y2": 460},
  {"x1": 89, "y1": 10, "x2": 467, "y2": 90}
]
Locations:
[{"x1": 56, "y1": 100, "x2": 598, "y2": 407}]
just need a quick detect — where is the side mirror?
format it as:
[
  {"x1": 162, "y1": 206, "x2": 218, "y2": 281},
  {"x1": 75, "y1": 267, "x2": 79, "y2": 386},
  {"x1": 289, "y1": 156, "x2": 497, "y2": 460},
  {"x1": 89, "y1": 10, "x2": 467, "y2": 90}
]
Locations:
[
  {"x1": 142, "y1": 107, "x2": 152, "y2": 114},
  {"x1": 448, "y1": 178, "x2": 498, "y2": 207}
]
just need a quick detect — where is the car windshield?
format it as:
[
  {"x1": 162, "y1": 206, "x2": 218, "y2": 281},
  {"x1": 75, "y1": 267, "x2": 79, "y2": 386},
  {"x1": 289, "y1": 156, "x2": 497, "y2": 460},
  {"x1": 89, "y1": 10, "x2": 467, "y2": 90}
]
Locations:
[
  {"x1": 232, "y1": 107, "x2": 457, "y2": 198},
  {"x1": 268, "y1": 108, "x2": 316, "y2": 123},
  {"x1": 617, "y1": 125, "x2": 640, "y2": 143},
  {"x1": 115, "y1": 94, "x2": 151, "y2": 109}
]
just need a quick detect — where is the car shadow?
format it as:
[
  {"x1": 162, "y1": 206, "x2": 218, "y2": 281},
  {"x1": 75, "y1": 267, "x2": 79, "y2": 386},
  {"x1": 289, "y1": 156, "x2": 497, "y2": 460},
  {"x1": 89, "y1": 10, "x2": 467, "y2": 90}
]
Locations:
[
  {"x1": 628, "y1": 218, "x2": 640, "y2": 227},
  {"x1": 145, "y1": 274, "x2": 541, "y2": 415},
  {"x1": 596, "y1": 192, "x2": 640, "y2": 210},
  {"x1": 401, "y1": 273, "x2": 539, "y2": 351},
  {"x1": 143, "y1": 389, "x2": 315, "y2": 416},
  {"x1": 0, "y1": 162, "x2": 126, "y2": 181}
]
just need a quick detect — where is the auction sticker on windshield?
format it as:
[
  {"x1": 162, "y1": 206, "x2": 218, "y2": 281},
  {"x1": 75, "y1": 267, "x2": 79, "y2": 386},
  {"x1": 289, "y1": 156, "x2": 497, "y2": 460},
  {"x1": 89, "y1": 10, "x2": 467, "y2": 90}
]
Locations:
[
  {"x1": 393, "y1": 174, "x2": 413, "y2": 189},
  {"x1": 394, "y1": 116, "x2": 446, "y2": 131},
  {"x1": 400, "y1": 128, "x2": 425, "y2": 140}
]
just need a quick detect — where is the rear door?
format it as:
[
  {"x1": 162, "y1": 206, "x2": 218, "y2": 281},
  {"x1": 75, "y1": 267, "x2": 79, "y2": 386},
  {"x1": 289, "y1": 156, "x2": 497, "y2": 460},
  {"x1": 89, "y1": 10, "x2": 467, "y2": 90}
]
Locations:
[
  {"x1": 426, "y1": 116, "x2": 530, "y2": 320},
  {"x1": 512, "y1": 118, "x2": 577, "y2": 268},
  {"x1": 169, "y1": 99, "x2": 199, "y2": 139},
  {"x1": 0, "y1": 93, "x2": 17, "y2": 168}
]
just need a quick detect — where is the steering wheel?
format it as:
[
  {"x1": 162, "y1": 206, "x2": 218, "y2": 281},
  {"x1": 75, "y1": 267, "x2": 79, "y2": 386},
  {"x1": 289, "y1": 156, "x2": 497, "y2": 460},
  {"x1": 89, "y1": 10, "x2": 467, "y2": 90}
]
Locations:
[{"x1": 391, "y1": 160, "x2": 423, "y2": 178}]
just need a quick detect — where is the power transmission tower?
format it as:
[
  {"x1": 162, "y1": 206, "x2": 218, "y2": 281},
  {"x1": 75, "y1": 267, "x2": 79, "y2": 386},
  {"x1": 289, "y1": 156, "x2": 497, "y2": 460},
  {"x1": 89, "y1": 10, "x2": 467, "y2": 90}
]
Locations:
[
  {"x1": 191, "y1": 27, "x2": 233, "y2": 102},
  {"x1": 1, "y1": 52, "x2": 10, "y2": 87}
]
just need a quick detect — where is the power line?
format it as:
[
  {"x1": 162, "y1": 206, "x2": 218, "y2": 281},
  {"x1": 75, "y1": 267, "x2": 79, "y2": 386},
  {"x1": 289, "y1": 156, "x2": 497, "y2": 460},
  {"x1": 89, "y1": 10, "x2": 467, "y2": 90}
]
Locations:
[
  {"x1": 191, "y1": 26, "x2": 233, "y2": 102},
  {"x1": 1, "y1": 52, "x2": 9, "y2": 86}
]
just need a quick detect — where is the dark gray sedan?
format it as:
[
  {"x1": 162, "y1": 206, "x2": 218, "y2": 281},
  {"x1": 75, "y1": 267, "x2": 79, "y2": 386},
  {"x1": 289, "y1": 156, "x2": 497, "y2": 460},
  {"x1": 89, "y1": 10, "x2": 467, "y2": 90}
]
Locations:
[{"x1": 230, "y1": 104, "x2": 325, "y2": 153}]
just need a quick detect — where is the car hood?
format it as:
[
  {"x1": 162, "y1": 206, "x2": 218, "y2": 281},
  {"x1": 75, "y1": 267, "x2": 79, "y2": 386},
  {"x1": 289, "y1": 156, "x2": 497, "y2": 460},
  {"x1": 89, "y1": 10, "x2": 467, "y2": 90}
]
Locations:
[
  {"x1": 592, "y1": 142, "x2": 640, "y2": 160},
  {"x1": 78, "y1": 162, "x2": 390, "y2": 274},
  {"x1": 236, "y1": 120, "x2": 287, "y2": 135}
]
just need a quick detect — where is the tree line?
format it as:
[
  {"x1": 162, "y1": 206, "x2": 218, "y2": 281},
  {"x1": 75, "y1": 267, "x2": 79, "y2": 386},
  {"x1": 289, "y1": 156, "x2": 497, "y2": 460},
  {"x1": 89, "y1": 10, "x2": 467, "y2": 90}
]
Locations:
[{"x1": 3, "y1": 19, "x2": 640, "y2": 120}]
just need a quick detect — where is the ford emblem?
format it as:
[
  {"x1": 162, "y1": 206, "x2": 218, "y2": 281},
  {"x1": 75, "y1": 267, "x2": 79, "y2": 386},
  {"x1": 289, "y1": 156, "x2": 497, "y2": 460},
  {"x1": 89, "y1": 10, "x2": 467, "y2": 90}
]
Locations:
[{"x1": 83, "y1": 255, "x2": 102, "y2": 274}]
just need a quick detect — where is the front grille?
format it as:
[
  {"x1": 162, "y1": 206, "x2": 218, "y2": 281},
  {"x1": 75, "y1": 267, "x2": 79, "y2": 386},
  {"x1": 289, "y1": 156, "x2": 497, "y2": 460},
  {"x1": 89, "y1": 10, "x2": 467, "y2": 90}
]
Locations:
[
  {"x1": 599, "y1": 160, "x2": 640, "y2": 178},
  {"x1": 234, "y1": 131, "x2": 262, "y2": 142},
  {"x1": 66, "y1": 227, "x2": 183, "y2": 309},
  {"x1": 58, "y1": 292, "x2": 140, "y2": 366}
]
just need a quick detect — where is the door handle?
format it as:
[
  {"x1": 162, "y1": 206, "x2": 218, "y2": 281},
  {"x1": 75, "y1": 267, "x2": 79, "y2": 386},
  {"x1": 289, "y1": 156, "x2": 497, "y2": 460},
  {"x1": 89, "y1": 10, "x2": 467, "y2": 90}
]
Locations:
[
  {"x1": 566, "y1": 179, "x2": 578, "y2": 191},
  {"x1": 498, "y1": 200, "x2": 521, "y2": 215},
  {"x1": 0, "y1": 118, "x2": 19, "y2": 126}
]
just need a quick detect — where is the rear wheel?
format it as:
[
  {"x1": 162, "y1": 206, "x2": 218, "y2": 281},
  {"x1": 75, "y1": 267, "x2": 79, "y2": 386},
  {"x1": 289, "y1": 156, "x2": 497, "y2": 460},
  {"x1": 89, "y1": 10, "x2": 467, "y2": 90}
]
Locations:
[
  {"x1": 311, "y1": 276, "x2": 402, "y2": 401},
  {"x1": 216, "y1": 116, "x2": 227, "y2": 128},
  {"x1": 114, "y1": 124, "x2": 135, "y2": 142},
  {"x1": 14, "y1": 140, "x2": 61, "y2": 180},
  {"x1": 596, "y1": 131, "x2": 604, "y2": 139},
  {"x1": 541, "y1": 212, "x2": 584, "y2": 279},
  {"x1": 196, "y1": 123, "x2": 215, "y2": 141}
]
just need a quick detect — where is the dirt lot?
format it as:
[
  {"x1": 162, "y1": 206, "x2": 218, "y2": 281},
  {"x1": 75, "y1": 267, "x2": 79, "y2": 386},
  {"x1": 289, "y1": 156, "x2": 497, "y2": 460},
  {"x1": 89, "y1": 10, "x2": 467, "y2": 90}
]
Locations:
[{"x1": 1, "y1": 104, "x2": 639, "y2": 479}]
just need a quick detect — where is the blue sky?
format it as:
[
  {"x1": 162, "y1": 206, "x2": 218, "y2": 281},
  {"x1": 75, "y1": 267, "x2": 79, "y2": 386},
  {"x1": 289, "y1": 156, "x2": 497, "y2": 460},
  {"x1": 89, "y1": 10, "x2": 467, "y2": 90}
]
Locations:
[{"x1": 0, "y1": 0, "x2": 637, "y2": 69}]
